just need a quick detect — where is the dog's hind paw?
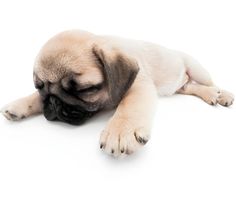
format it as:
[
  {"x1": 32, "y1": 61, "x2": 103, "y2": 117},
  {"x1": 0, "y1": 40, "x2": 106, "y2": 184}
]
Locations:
[{"x1": 218, "y1": 90, "x2": 234, "y2": 107}]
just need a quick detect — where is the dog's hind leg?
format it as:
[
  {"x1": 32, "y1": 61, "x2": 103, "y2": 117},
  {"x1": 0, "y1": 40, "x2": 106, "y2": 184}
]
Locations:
[
  {"x1": 177, "y1": 54, "x2": 234, "y2": 107},
  {"x1": 177, "y1": 77, "x2": 234, "y2": 107},
  {"x1": 183, "y1": 54, "x2": 214, "y2": 86},
  {"x1": 178, "y1": 81, "x2": 221, "y2": 105}
]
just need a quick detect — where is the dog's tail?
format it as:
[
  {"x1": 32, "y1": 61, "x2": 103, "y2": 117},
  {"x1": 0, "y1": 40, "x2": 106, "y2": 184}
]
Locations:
[{"x1": 182, "y1": 53, "x2": 214, "y2": 86}]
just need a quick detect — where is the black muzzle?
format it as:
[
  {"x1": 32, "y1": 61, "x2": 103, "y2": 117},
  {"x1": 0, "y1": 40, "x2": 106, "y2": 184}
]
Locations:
[{"x1": 43, "y1": 95, "x2": 96, "y2": 125}]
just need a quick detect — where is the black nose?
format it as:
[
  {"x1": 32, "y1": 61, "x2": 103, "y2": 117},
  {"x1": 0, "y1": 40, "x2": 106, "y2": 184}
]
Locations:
[
  {"x1": 43, "y1": 95, "x2": 95, "y2": 125},
  {"x1": 43, "y1": 95, "x2": 60, "y2": 121}
]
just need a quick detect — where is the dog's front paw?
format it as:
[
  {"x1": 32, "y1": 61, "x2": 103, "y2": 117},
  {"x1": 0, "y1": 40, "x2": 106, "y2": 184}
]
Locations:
[
  {"x1": 99, "y1": 118, "x2": 150, "y2": 157},
  {"x1": 1, "y1": 100, "x2": 29, "y2": 121}
]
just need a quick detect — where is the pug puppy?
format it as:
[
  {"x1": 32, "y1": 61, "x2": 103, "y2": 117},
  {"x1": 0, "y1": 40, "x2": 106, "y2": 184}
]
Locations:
[{"x1": 1, "y1": 30, "x2": 234, "y2": 157}]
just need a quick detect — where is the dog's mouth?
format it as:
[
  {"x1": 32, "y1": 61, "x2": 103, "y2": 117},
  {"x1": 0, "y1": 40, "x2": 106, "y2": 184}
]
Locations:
[{"x1": 43, "y1": 95, "x2": 96, "y2": 125}]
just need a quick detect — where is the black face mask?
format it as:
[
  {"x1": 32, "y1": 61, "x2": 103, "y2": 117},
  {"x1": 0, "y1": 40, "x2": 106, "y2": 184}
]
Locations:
[{"x1": 43, "y1": 95, "x2": 96, "y2": 125}]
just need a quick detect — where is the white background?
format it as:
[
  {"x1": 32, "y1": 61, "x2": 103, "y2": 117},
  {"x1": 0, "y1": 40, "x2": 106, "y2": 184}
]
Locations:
[{"x1": 0, "y1": 0, "x2": 235, "y2": 198}]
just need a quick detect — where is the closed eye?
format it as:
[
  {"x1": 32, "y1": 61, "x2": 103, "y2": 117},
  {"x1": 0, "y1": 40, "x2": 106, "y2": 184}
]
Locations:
[{"x1": 78, "y1": 83, "x2": 103, "y2": 93}]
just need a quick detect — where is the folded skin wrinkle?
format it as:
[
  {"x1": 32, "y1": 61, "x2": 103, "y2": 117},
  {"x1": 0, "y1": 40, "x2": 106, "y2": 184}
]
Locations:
[{"x1": 43, "y1": 95, "x2": 96, "y2": 125}]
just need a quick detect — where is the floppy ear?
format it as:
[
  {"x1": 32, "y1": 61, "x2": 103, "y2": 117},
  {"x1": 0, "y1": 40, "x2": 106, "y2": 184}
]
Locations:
[{"x1": 92, "y1": 45, "x2": 139, "y2": 104}]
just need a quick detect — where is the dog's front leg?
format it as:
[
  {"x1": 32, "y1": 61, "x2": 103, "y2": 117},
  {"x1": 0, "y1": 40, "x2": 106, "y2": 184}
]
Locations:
[
  {"x1": 1, "y1": 91, "x2": 43, "y2": 121},
  {"x1": 100, "y1": 76, "x2": 158, "y2": 157}
]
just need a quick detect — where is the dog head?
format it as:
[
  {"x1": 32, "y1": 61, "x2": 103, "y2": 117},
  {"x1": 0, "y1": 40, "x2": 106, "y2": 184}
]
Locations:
[{"x1": 33, "y1": 31, "x2": 139, "y2": 125}]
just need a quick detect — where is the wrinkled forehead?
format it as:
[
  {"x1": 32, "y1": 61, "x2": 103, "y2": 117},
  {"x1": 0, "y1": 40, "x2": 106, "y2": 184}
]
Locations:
[
  {"x1": 34, "y1": 49, "x2": 104, "y2": 85},
  {"x1": 34, "y1": 65, "x2": 103, "y2": 86}
]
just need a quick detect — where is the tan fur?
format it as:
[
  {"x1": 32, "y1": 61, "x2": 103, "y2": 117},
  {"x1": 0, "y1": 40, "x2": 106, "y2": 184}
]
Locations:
[
  {"x1": 2, "y1": 92, "x2": 42, "y2": 120},
  {"x1": 1, "y1": 30, "x2": 234, "y2": 157}
]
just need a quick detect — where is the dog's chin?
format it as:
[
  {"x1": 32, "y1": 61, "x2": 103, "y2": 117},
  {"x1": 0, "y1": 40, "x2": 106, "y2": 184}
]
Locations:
[{"x1": 43, "y1": 95, "x2": 96, "y2": 125}]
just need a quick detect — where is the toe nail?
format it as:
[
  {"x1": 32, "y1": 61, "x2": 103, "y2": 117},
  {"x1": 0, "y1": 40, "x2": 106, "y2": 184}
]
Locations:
[
  {"x1": 111, "y1": 149, "x2": 114, "y2": 154},
  {"x1": 134, "y1": 132, "x2": 149, "y2": 145},
  {"x1": 9, "y1": 113, "x2": 17, "y2": 119},
  {"x1": 100, "y1": 144, "x2": 104, "y2": 149},
  {"x1": 121, "y1": 149, "x2": 124, "y2": 153}
]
